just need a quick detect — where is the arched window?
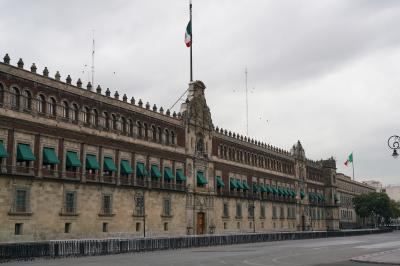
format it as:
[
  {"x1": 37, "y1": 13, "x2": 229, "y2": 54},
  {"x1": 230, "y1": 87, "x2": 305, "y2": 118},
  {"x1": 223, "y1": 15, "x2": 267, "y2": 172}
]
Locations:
[
  {"x1": 103, "y1": 112, "x2": 110, "y2": 129},
  {"x1": 0, "y1": 83, "x2": 3, "y2": 105},
  {"x1": 137, "y1": 121, "x2": 143, "y2": 137},
  {"x1": 144, "y1": 123, "x2": 148, "y2": 139},
  {"x1": 10, "y1": 87, "x2": 20, "y2": 109},
  {"x1": 48, "y1": 97, "x2": 57, "y2": 116},
  {"x1": 37, "y1": 94, "x2": 45, "y2": 113},
  {"x1": 127, "y1": 119, "x2": 133, "y2": 136},
  {"x1": 165, "y1": 129, "x2": 170, "y2": 145},
  {"x1": 121, "y1": 117, "x2": 127, "y2": 134},
  {"x1": 157, "y1": 127, "x2": 162, "y2": 143},
  {"x1": 71, "y1": 103, "x2": 79, "y2": 122},
  {"x1": 91, "y1": 109, "x2": 98, "y2": 126},
  {"x1": 111, "y1": 114, "x2": 117, "y2": 130},
  {"x1": 83, "y1": 106, "x2": 90, "y2": 124},
  {"x1": 61, "y1": 101, "x2": 69, "y2": 118},
  {"x1": 171, "y1": 131, "x2": 175, "y2": 145},
  {"x1": 151, "y1": 125, "x2": 157, "y2": 141},
  {"x1": 22, "y1": 90, "x2": 32, "y2": 110}
]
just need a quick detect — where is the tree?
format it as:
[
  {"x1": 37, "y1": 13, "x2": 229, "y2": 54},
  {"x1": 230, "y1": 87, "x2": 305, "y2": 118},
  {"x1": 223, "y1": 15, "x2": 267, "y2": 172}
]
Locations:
[{"x1": 353, "y1": 192, "x2": 400, "y2": 226}]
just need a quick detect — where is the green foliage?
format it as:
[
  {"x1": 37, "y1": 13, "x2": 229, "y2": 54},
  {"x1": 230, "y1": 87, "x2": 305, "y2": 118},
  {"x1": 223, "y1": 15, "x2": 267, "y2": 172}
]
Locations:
[{"x1": 353, "y1": 192, "x2": 400, "y2": 223}]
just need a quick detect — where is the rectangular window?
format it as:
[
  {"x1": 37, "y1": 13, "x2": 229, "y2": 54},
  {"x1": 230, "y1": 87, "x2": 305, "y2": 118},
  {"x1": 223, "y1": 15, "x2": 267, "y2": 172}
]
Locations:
[
  {"x1": 248, "y1": 205, "x2": 254, "y2": 218},
  {"x1": 280, "y1": 207, "x2": 285, "y2": 219},
  {"x1": 164, "y1": 222, "x2": 168, "y2": 231},
  {"x1": 102, "y1": 222, "x2": 108, "y2": 232},
  {"x1": 65, "y1": 191, "x2": 76, "y2": 214},
  {"x1": 236, "y1": 203, "x2": 242, "y2": 218},
  {"x1": 15, "y1": 223, "x2": 23, "y2": 235},
  {"x1": 223, "y1": 202, "x2": 229, "y2": 217},
  {"x1": 136, "y1": 222, "x2": 141, "y2": 232},
  {"x1": 163, "y1": 198, "x2": 171, "y2": 216},
  {"x1": 260, "y1": 205, "x2": 265, "y2": 218},
  {"x1": 272, "y1": 206, "x2": 277, "y2": 219},
  {"x1": 102, "y1": 194, "x2": 113, "y2": 215},
  {"x1": 64, "y1": 223, "x2": 71, "y2": 233},
  {"x1": 14, "y1": 189, "x2": 28, "y2": 213},
  {"x1": 135, "y1": 195, "x2": 144, "y2": 216}
]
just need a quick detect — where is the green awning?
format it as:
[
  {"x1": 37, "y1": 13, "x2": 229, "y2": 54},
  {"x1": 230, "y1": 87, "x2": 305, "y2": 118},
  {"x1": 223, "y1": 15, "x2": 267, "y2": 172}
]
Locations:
[
  {"x1": 42, "y1": 147, "x2": 60, "y2": 165},
  {"x1": 176, "y1": 169, "x2": 187, "y2": 181},
  {"x1": 17, "y1": 143, "x2": 36, "y2": 162},
  {"x1": 271, "y1": 187, "x2": 278, "y2": 195},
  {"x1": 120, "y1": 160, "x2": 133, "y2": 174},
  {"x1": 282, "y1": 188, "x2": 289, "y2": 196},
  {"x1": 0, "y1": 140, "x2": 8, "y2": 158},
  {"x1": 334, "y1": 194, "x2": 339, "y2": 202},
  {"x1": 252, "y1": 183, "x2": 259, "y2": 192},
  {"x1": 242, "y1": 181, "x2": 250, "y2": 190},
  {"x1": 136, "y1": 162, "x2": 148, "y2": 177},
  {"x1": 197, "y1": 171, "x2": 208, "y2": 185},
  {"x1": 258, "y1": 184, "x2": 265, "y2": 192},
  {"x1": 278, "y1": 188, "x2": 284, "y2": 196},
  {"x1": 317, "y1": 194, "x2": 323, "y2": 201},
  {"x1": 66, "y1": 151, "x2": 81, "y2": 167},
  {"x1": 216, "y1": 176, "x2": 225, "y2": 188},
  {"x1": 236, "y1": 179, "x2": 244, "y2": 190},
  {"x1": 264, "y1": 185, "x2": 272, "y2": 193},
  {"x1": 86, "y1": 154, "x2": 100, "y2": 170},
  {"x1": 290, "y1": 190, "x2": 297, "y2": 198},
  {"x1": 321, "y1": 195, "x2": 326, "y2": 202},
  {"x1": 230, "y1": 178, "x2": 238, "y2": 189},
  {"x1": 103, "y1": 157, "x2": 117, "y2": 172},
  {"x1": 300, "y1": 191, "x2": 305, "y2": 199},
  {"x1": 309, "y1": 193, "x2": 315, "y2": 200},
  {"x1": 164, "y1": 167, "x2": 174, "y2": 180},
  {"x1": 151, "y1": 165, "x2": 161, "y2": 179}
]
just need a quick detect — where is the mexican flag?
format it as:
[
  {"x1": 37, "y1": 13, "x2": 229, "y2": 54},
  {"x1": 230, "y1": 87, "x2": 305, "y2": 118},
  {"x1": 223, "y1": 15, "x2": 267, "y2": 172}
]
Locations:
[
  {"x1": 185, "y1": 20, "x2": 192, "y2": 47},
  {"x1": 344, "y1": 153, "x2": 353, "y2": 166}
]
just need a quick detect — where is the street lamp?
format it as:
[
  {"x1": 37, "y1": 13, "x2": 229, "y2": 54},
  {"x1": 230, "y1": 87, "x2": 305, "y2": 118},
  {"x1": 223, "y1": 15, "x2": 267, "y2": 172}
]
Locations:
[{"x1": 388, "y1": 135, "x2": 400, "y2": 159}]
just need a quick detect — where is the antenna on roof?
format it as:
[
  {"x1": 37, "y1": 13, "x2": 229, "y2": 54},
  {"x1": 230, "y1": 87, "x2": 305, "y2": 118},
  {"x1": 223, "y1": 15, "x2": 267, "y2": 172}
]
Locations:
[{"x1": 91, "y1": 29, "x2": 95, "y2": 86}]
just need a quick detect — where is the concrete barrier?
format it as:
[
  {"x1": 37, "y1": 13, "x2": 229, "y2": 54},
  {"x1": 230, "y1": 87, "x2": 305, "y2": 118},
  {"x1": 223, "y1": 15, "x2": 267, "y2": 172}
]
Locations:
[{"x1": 0, "y1": 228, "x2": 391, "y2": 262}]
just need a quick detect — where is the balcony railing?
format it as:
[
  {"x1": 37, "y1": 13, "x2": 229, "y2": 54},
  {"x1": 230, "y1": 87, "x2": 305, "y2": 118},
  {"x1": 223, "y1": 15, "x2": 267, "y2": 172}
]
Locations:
[{"x1": 1, "y1": 164, "x2": 187, "y2": 192}]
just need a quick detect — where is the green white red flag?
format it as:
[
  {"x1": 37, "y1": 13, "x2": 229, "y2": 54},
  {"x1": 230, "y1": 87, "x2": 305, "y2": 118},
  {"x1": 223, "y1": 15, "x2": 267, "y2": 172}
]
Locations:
[
  {"x1": 344, "y1": 153, "x2": 353, "y2": 166},
  {"x1": 185, "y1": 20, "x2": 192, "y2": 47}
]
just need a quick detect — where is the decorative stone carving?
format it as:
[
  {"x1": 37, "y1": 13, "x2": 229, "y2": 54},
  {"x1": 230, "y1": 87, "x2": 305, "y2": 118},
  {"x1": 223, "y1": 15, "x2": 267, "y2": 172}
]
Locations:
[
  {"x1": 105, "y1": 88, "x2": 111, "y2": 97},
  {"x1": 122, "y1": 94, "x2": 127, "y2": 102},
  {"x1": 3, "y1": 54, "x2": 10, "y2": 64},
  {"x1": 76, "y1": 78, "x2": 82, "y2": 88},
  {"x1": 86, "y1": 82, "x2": 92, "y2": 91},
  {"x1": 17, "y1": 58, "x2": 24, "y2": 68},
  {"x1": 43, "y1": 67, "x2": 49, "y2": 77},
  {"x1": 96, "y1": 85, "x2": 102, "y2": 94},
  {"x1": 55, "y1": 71, "x2": 61, "y2": 81},
  {"x1": 30, "y1": 63, "x2": 37, "y2": 73},
  {"x1": 66, "y1": 75, "x2": 72, "y2": 84}
]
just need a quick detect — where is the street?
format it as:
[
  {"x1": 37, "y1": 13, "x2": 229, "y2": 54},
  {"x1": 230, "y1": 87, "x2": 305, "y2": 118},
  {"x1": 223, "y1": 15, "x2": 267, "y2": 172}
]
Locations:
[{"x1": 4, "y1": 231, "x2": 400, "y2": 266}]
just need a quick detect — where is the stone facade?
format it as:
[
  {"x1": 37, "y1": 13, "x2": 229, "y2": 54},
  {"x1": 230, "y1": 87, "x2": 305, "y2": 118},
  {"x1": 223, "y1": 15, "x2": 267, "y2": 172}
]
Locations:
[
  {"x1": 336, "y1": 173, "x2": 376, "y2": 229},
  {"x1": 0, "y1": 55, "x2": 370, "y2": 242}
]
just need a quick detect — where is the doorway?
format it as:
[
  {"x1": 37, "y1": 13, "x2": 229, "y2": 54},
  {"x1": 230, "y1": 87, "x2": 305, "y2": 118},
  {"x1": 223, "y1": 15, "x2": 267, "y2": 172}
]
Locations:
[{"x1": 196, "y1": 212, "x2": 205, "y2": 235}]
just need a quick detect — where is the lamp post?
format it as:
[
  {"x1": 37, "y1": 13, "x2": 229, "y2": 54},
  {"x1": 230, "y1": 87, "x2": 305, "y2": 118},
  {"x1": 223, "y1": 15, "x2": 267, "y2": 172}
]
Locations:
[{"x1": 388, "y1": 135, "x2": 400, "y2": 159}]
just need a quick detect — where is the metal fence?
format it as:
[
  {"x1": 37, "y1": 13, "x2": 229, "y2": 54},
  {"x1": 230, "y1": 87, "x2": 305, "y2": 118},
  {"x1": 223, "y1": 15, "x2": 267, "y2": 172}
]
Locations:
[{"x1": 0, "y1": 228, "x2": 391, "y2": 262}]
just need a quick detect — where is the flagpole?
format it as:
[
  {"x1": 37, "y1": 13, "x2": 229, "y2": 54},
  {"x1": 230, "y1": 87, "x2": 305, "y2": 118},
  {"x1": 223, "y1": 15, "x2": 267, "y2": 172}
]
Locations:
[
  {"x1": 190, "y1": 1, "x2": 193, "y2": 82},
  {"x1": 352, "y1": 151, "x2": 355, "y2": 181}
]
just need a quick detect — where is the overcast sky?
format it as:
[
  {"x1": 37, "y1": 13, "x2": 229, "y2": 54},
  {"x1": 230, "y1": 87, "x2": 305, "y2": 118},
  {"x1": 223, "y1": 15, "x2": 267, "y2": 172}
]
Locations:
[{"x1": 1, "y1": 0, "x2": 399, "y2": 184}]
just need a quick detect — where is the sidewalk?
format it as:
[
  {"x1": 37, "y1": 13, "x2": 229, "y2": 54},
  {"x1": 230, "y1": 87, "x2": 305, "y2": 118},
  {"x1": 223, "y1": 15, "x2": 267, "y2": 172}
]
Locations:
[{"x1": 351, "y1": 249, "x2": 400, "y2": 265}]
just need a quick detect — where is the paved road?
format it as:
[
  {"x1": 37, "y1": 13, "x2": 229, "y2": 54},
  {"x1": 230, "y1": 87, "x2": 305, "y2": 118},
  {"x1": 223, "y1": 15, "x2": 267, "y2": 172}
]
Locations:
[{"x1": 5, "y1": 231, "x2": 400, "y2": 266}]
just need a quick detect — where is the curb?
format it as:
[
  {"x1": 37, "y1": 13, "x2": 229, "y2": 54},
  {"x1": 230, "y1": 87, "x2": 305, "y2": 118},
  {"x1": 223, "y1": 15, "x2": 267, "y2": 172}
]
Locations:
[{"x1": 350, "y1": 249, "x2": 400, "y2": 265}]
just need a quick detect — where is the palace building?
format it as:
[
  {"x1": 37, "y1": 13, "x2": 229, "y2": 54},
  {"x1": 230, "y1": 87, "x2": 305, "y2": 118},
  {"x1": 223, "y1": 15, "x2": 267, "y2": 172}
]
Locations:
[{"x1": 0, "y1": 54, "x2": 370, "y2": 242}]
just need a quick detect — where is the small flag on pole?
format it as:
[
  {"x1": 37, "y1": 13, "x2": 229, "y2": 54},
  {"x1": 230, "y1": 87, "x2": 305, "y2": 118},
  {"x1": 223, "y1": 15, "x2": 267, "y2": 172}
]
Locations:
[
  {"x1": 185, "y1": 20, "x2": 192, "y2": 47},
  {"x1": 344, "y1": 152, "x2": 353, "y2": 166}
]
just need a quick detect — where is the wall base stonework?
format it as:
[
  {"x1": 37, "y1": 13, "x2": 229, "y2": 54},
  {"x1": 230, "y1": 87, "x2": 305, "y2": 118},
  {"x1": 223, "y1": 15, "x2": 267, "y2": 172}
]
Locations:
[{"x1": 0, "y1": 229, "x2": 391, "y2": 262}]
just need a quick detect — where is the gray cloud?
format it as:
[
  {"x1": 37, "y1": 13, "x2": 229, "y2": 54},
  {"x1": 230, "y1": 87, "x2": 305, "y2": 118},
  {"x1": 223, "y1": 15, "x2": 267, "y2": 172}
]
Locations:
[{"x1": 1, "y1": 0, "x2": 399, "y2": 184}]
